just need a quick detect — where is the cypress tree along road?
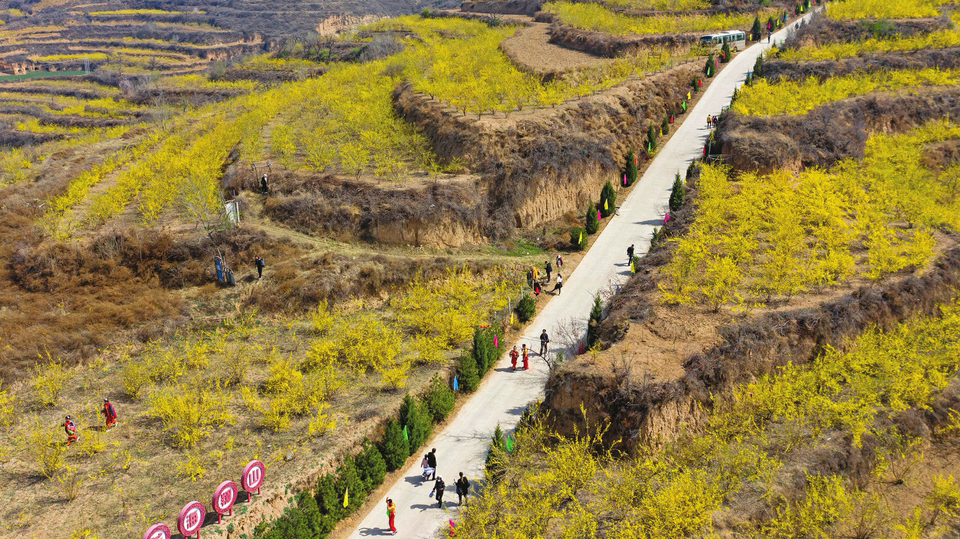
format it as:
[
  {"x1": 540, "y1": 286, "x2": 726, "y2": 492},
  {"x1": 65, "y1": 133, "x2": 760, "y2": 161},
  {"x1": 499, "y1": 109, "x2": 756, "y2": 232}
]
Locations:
[
  {"x1": 456, "y1": 352, "x2": 480, "y2": 392},
  {"x1": 400, "y1": 394, "x2": 432, "y2": 455},
  {"x1": 515, "y1": 294, "x2": 535, "y2": 323},
  {"x1": 670, "y1": 172, "x2": 685, "y2": 212},
  {"x1": 625, "y1": 150, "x2": 638, "y2": 186},
  {"x1": 585, "y1": 202, "x2": 599, "y2": 234},
  {"x1": 599, "y1": 180, "x2": 616, "y2": 217},
  {"x1": 379, "y1": 419, "x2": 409, "y2": 471},
  {"x1": 647, "y1": 125, "x2": 658, "y2": 153},
  {"x1": 421, "y1": 374, "x2": 455, "y2": 423},
  {"x1": 569, "y1": 227, "x2": 587, "y2": 250},
  {"x1": 355, "y1": 439, "x2": 387, "y2": 492}
]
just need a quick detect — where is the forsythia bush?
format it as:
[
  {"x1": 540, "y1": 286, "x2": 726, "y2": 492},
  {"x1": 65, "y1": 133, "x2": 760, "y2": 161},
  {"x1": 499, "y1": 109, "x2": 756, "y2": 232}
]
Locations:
[
  {"x1": 0, "y1": 382, "x2": 13, "y2": 426},
  {"x1": 778, "y1": 14, "x2": 960, "y2": 61},
  {"x1": 542, "y1": 1, "x2": 757, "y2": 36},
  {"x1": 458, "y1": 303, "x2": 960, "y2": 538},
  {"x1": 826, "y1": 0, "x2": 951, "y2": 20},
  {"x1": 146, "y1": 380, "x2": 234, "y2": 447},
  {"x1": 31, "y1": 358, "x2": 68, "y2": 408},
  {"x1": 732, "y1": 68, "x2": 960, "y2": 117},
  {"x1": 392, "y1": 267, "x2": 487, "y2": 346},
  {"x1": 661, "y1": 122, "x2": 960, "y2": 308},
  {"x1": 20, "y1": 417, "x2": 66, "y2": 478},
  {"x1": 604, "y1": 0, "x2": 707, "y2": 10}
]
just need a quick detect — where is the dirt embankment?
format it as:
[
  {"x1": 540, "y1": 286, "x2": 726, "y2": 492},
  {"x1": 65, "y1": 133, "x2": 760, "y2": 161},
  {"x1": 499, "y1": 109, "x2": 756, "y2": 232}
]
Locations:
[
  {"x1": 544, "y1": 248, "x2": 960, "y2": 453},
  {"x1": 260, "y1": 172, "x2": 488, "y2": 247},
  {"x1": 720, "y1": 85, "x2": 960, "y2": 172},
  {"x1": 391, "y1": 63, "x2": 701, "y2": 238},
  {"x1": 541, "y1": 20, "x2": 698, "y2": 58},
  {"x1": 785, "y1": 14, "x2": 948, "y2": 49},
  {"x1": 461, "y1": 0, "x2": 543, "y2": 16},
  {"x1": 762, "y1": 47, "x2": 960, "y2": 82}
]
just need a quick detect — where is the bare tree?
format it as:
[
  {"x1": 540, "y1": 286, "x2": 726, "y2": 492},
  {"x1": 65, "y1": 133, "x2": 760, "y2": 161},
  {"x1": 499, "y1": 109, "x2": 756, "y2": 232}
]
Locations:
[{"x1": 177, "y1": 172, "x2": 234, "y2": 278}]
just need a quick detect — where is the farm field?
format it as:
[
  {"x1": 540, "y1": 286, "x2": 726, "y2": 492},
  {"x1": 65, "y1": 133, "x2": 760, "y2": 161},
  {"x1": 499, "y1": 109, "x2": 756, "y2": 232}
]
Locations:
[
  {"x1": 468, "y1": 0, "x2": 960, "y2": 537},
  {"x1": 0, "y1": 0, "x2": 740, "y2": 537},
  {"x1": 5, "y1": 0, "x2": 960, "y2": 538}
]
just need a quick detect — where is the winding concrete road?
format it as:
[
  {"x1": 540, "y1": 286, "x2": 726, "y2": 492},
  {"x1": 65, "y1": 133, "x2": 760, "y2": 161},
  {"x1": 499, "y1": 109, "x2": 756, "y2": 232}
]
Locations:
[{"x1": 346, "y1": 13, "x2": 815, "y2": 539}]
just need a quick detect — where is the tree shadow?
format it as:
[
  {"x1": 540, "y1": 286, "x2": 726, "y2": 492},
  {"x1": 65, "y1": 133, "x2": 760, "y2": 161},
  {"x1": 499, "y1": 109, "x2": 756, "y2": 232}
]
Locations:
[{"x1": 505, "y1": 405, "x2": 527, "y2": 416}]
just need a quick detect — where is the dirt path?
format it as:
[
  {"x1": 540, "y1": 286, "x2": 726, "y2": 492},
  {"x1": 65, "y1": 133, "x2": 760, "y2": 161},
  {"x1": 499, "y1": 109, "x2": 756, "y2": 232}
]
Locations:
[
  {"x1": 500, "y1": 21, "x2": 612, "y2": 75},
  {"x1": 341, "y1": 11, "x2": 820, "y2": 539}
]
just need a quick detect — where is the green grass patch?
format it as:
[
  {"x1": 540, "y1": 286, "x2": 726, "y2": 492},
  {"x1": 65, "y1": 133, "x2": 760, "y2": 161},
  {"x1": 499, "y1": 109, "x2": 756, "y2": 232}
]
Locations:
[{"x1": 0, "y1": 71, "x2": 86, "y2": 81}]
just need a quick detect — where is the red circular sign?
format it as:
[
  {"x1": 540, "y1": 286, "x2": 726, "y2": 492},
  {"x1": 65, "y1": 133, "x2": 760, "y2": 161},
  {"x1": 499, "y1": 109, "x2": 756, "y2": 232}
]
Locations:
[
  {"x1": 212, "y1": 480, "x2": 239, "y2": 515},
  {"x1": 142, "y1": 524, "x2": 170, "y2": 539},
  {"x1": 241, "y1": 460, "x2": 265, "y2": 493},
  {"x1": 177, "y1": 501, "x2": 206, "y2": 537}
]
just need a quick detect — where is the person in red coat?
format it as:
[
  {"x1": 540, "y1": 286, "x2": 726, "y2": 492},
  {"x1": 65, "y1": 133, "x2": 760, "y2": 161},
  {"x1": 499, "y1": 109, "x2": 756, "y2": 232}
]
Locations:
[
  {"x1": 521, "y1": 344, "x2": 530, "y2": 371},
  {"x1": 386, "y1": 498, "x2": 397, "y2": 535},
  {"x1": 509, "y1": 346, "x2": 519, "y2": 371},
  {"x1": 102, "y1": 398, "x2": 117, "y2": 429},
  {"x1": 64, "y1": 415, "x2": 78, "y2": 445}
]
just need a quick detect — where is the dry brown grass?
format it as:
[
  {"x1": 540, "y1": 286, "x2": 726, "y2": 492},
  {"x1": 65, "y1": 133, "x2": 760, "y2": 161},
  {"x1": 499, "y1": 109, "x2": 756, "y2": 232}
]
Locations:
[{"x1": 720, "y1": 86, "x2": 960, "y2": 173}]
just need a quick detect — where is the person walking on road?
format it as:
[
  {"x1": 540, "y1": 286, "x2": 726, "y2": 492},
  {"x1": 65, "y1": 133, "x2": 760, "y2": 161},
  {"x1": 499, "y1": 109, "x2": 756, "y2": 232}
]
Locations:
[
  {"x1": 510, "y1": 345, "x2": 519, "y2": 371},
  {"x1": 539, "y1": 329, "x2": 549, "y2": 357},
  {"x1": 426, "y1": 448, "x2": 437, "y2": 479},
  {"x1": 551, "y1": 274, "x2": 563, "y2": 295},
  {"x1": 521, "y1": 344, "x2": 529, "y2": 371},
  {"x1": 456, "y1": 472, "x2": 470, "y2": 506},
  {"x1": 431, "y1": 476, "x2": 446, "y2": 508},
  {"x1": 386, "y1": 498, "x2": 397, "y2": 535},
  {"x1": 627, "y1": 244, "x2": 635, "y2": 265},
  {"x1": 255, "y1": 256, "x2": 265, "y2": 279},
  {"x1": 544, "y1": 261, "x2": 552, "y2": 282}
]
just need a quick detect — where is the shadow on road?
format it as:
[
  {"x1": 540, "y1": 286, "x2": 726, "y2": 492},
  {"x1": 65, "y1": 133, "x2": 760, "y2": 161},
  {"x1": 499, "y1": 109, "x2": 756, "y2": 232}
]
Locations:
[
  {"x1": 404, "y1": 474, "x2": 427, "y2": 487},
  {"x1": 410, "y1": 503, "x2": 441, "y2": 512},
  {"x1": 358, "y1": 527, "x2": 392, "y2": 536},
  {"x1": 635, "y1": 218, "x2": 664, "y2": 226},
  {"x1": 505, "y1": 405, "x2": 527, "y2": 416}
]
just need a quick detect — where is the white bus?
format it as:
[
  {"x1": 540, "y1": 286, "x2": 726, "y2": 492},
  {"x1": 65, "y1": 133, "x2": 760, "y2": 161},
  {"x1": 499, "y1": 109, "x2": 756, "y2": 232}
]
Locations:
[{"x1": 698, "y1": 30, "x2": 747, "y2": 51}]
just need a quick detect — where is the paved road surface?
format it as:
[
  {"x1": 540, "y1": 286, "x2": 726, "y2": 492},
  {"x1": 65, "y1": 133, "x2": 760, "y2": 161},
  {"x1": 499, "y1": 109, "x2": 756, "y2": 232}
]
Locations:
[{"x1": 346, "y1": 13, "x2": 815, "y2": 539}]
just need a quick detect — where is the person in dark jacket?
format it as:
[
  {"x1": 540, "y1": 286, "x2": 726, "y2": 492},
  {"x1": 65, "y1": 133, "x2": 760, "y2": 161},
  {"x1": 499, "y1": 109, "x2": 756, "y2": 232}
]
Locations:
[
  {"x1": 456, "y1": 472, "x2": 470, "y2": 506},
  {"x1": 426, "y1": 448, "x2": 437, "y2": 479},
  {"x1": 544, "y1": 261, "x2": 552, "y2": 282},
  {"x1": 255, "y1": 256, "x2": 265, "y2": 279},
  {"x1": 431, "y1": 476, "x2": 446, "y2": 508}
]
